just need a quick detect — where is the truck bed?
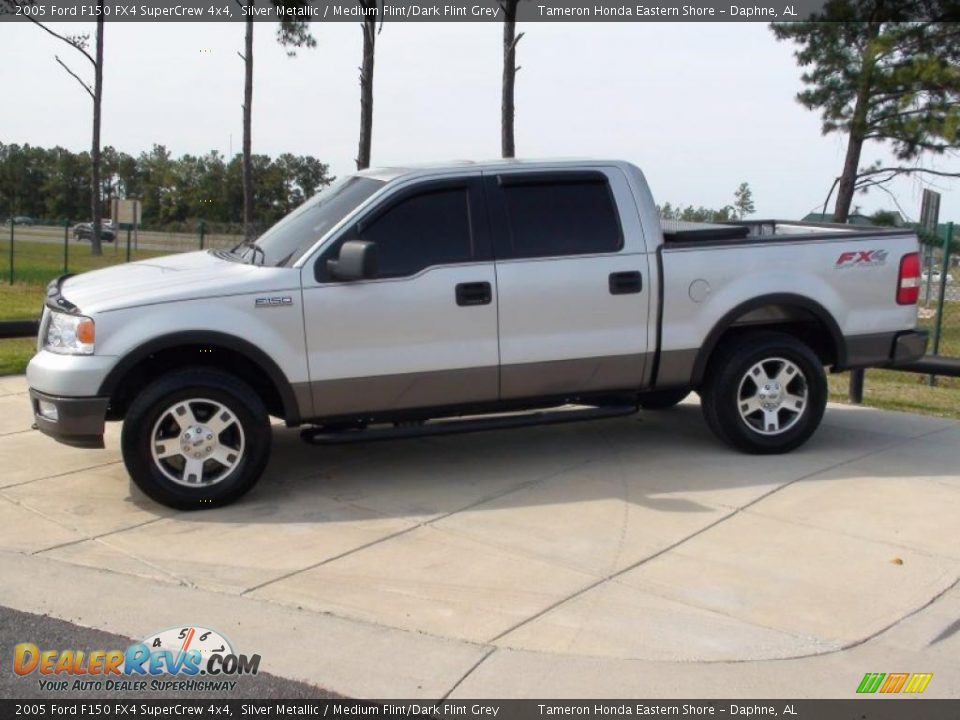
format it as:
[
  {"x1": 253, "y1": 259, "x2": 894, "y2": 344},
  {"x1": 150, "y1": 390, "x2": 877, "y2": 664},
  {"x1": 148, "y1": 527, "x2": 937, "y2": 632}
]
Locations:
[
  {"x1": 662, "y1": 218, "x2": 914, "y2": 246},
  {"x1": 660, "y1": 219, "x2": 749, "y2": 243}
]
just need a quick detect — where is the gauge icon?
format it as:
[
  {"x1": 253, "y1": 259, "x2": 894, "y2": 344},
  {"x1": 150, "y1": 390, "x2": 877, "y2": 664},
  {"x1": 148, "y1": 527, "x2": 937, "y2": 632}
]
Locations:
[{"x1": 144, "y1": 626, "x2": 233, "y2": 663}]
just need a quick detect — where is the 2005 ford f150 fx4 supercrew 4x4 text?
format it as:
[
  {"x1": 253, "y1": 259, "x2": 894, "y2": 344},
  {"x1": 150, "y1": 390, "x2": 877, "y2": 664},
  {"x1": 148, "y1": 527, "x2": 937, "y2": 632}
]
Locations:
[{"x1": 27, "y1": 160, "x2": 928, "y2": 509}]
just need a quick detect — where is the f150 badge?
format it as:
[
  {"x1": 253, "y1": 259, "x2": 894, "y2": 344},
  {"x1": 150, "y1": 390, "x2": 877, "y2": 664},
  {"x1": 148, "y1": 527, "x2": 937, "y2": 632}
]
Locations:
[
  {"x1": 835, "y1": 250, "x2": 888, "y2": 268},
  {"x1": 255, "y1": 296, "x2": 293, "y2": 307}
]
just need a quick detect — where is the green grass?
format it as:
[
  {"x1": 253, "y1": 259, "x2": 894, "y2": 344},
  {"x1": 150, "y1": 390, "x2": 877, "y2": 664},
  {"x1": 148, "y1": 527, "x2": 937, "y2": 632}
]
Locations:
[
  {"x1": 0, "y1": 338, "x2": 36, "y2": 376},
  {"x1": 0, "y1": 283, "x2": 47, "y2": 320},
  {"x1": 0, "y1": 237, "x2": 169, "y2": 286},
  {"x1": 829, "y1": 370, "x2": 960, "y2": 420},
  {"x1": 0, "y1": 238, "x2": 176, "y2": 377}
]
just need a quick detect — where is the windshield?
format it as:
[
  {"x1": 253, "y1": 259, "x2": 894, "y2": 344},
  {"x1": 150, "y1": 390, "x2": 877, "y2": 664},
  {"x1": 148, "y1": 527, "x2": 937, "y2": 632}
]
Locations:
[{"x1": 244, "y1": 175, "x2": 385, "y2": 267}]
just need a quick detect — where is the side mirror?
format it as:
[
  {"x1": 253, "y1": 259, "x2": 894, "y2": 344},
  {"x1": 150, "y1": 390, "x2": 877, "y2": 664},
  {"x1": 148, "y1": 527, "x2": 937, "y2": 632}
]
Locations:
[{"x1": 327, "y1": 240, "x2": 378, "y2": 281}]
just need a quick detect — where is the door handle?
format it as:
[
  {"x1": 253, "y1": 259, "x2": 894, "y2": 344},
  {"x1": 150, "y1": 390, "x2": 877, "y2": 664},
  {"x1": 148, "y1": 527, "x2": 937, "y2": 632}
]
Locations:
[
  {"x1": 609, "y1": 271, "x2": 642, "y2": 295},
  {"x1": 455, "y1": 282, "x2": 492, "y2": 306}
]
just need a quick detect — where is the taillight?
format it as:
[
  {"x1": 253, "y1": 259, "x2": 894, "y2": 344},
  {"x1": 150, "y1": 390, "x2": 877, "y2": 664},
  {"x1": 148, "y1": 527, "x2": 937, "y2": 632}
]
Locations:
[{"x1": 897, "y1": 252, "x2": 920, "y2": 305}]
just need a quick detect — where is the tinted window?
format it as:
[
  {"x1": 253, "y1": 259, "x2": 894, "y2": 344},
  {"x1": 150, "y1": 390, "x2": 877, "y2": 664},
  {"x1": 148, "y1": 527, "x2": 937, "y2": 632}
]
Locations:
[
  {"x1": 251, "y1": 175, "x2": 384, "y2": 267},
  {"x1": 358, "y1": 187, "x2": 474, "y2": 278},
  {"x1": 499, "y1": 176, "x2": 621, "y2": 258}
]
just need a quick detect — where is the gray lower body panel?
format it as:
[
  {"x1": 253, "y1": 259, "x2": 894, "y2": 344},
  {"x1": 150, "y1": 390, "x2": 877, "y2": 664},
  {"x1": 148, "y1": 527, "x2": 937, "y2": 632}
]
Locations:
[
  {"x1": 499, "y1": 354, "x2": 648, "y2": 400},
  {"x1": 291, "y1": 382, "x2": 315, "y2": 423},
  {"x1": 308, "y1": 355, "x2": 649, "y2": 420},
  {"x1": 311, "y1": 366, "x2": 499, "y2": 418},
  {"x1": 655, "y1": 349, "x2": 698, "y2": 389}
]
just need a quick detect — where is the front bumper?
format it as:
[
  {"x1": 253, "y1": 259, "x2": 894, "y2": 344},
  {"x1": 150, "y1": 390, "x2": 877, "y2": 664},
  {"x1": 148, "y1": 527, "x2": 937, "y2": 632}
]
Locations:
[{"x1": 29, "y1": 388, "x2": 109, "y2": 449}]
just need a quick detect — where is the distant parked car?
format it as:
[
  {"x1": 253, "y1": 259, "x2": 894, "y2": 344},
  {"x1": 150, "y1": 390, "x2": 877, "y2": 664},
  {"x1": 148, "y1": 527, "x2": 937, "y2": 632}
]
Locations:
[
  {"x1": 73, "y1": 222, "x2": 116, "y2": 242},
  {"x1": 10, "y1": 216, "x2": 34, "y2": 226},
  {"x1": 921, "y1": 271, "x2": 955, "y2": 285}
]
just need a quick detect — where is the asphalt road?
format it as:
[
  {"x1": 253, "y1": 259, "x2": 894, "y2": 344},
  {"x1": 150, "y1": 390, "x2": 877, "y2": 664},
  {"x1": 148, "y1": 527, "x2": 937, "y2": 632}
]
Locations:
[{"x1": 0, "y1": 606, "x2": 340, "y2": 700}]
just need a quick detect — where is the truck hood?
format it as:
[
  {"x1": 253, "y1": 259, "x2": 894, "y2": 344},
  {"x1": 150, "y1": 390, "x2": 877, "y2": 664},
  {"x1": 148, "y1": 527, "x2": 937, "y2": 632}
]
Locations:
[{"x1": 60, "y1": 251, "x2": 296, "y2": 313}]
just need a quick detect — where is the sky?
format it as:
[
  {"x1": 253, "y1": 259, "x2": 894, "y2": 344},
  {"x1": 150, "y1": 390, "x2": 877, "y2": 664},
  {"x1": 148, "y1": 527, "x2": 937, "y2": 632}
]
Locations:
[{"x1": 2, "y1": 20, "x2": 958, "y2": 222}]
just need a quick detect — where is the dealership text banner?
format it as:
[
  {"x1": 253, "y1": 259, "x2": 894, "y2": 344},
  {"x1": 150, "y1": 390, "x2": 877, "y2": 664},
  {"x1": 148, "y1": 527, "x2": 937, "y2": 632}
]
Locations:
[{"x1": 3, "y1": 0, "x2": 955, "y2": 22}]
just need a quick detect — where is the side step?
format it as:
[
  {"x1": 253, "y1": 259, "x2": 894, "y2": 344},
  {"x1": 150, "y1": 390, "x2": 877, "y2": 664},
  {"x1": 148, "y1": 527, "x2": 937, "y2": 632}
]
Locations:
[{"x1": 300, "y1": 404, "x2": 638, "y2": 445}]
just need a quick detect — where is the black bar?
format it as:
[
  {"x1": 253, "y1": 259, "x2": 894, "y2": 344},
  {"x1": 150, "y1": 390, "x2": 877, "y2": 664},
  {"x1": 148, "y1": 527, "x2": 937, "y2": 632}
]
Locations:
[
  {"x1": 302, "y1": 405, "x2": 637, "y2": 444},
  {"x1": 0, "y1": 319, "x2": 39, "y2": 339},
  {"x1": 896, "y1": 355, "x2": 960, "y2": 378},
  {"x1": 1, "y1": 0, "x2": 950, "y2": 23},
  {"x1": 0, "y1": 699, "x2": 959, "y2": 720}
]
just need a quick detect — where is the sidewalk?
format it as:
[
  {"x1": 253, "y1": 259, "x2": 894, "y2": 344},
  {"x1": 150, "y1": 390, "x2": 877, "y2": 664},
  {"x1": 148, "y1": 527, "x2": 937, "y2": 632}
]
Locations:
[{"x1": 1, "y1": 374, "x2": 958, "y2": 698}]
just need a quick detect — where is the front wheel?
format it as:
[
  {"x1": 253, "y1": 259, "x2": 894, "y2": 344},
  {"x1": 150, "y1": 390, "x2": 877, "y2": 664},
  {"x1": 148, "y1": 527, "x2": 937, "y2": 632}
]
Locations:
[
  {"x1": 121, "y1": 368, "x2": 272, "y2": 510},
  {"x1": 701, "y1": 332, "x2": 827, "y2": 454}
]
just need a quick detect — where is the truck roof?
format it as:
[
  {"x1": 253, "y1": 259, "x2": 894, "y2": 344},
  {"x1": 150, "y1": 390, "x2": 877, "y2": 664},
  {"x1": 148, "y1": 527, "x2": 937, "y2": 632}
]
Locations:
[{"x1": 357, "y1": 158, "x2": 637, "y2": 182}]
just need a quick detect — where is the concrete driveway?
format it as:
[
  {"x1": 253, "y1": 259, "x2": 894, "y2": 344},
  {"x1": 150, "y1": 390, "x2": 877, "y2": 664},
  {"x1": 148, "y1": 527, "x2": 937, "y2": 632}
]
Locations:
[{"x1": 1, "y1": 372, "x2": 959, "y2": 698}]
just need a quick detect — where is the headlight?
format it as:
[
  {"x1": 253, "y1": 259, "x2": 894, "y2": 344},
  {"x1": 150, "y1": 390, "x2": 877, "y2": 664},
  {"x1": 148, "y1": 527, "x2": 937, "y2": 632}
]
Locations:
[{"x1": 45, "y1": 312, "x2": 95, "y2": 355}]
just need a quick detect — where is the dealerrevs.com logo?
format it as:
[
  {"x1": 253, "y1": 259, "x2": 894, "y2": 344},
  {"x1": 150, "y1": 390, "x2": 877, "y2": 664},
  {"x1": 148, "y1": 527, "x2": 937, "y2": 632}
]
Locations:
[{"x1": 13, "y1": 625, "x2": 261, "y2": 693}]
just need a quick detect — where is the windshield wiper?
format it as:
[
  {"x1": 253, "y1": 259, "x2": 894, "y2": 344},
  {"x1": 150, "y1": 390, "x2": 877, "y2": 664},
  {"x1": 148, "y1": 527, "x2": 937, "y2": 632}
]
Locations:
[{"x1": 231, "y1": 240, "x2": 266, "y2": 266}]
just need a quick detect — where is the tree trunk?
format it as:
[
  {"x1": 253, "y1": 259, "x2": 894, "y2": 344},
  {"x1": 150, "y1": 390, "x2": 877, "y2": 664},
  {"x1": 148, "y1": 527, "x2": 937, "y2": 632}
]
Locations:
[
  {"x1": 501, "y1": 0, "x2": 519, "y2": 159},
  {"x1": 356, "y1": 8, "x2": 376, "y2": 171},
  {"x1": 833, "y1": 133, "x2": 866, "y2": 224},
  {"x1": 833, "y1": 22, "x2": 881, "y2": 224},
  {"x1": 242, "y1": 7, "x2": 254, "y2": 240},
  {"x1": 90, "y1": 7, "x2": 104, "y2": 256}
]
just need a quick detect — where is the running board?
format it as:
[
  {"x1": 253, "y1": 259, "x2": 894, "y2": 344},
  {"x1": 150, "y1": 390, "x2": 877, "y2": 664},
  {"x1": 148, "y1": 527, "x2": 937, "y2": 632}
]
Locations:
[{"x1": 299, "y1": 404, "x2": 638, "y2": 445}]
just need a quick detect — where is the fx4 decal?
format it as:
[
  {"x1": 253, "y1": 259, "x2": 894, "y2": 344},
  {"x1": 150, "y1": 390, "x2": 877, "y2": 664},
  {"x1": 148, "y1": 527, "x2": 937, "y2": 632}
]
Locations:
[{"x1": 835, "y1": 250, "x2": 889, "y2": 268}]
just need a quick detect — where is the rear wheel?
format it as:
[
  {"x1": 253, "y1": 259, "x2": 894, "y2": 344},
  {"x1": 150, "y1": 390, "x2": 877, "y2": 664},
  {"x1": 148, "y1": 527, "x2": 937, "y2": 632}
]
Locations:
[
  {"x1": 637, "y1": 388, "x2": 690, "y2": 410},
  {"x1": 121, "y1": 368, "x2": 272, "y2": 510},
  {"x1": 701, "y1": 332, "x2": 826, "y2": 454}
]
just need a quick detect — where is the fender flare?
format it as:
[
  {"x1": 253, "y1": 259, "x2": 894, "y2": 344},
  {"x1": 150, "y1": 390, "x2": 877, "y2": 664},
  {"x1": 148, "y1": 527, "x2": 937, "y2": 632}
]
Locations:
[
  {"x1": 691, "y1": 293, "x2": 846, "y2": 386},
  {"x1": 98, "y1": 331, "x2": 302, "y2": 424}
]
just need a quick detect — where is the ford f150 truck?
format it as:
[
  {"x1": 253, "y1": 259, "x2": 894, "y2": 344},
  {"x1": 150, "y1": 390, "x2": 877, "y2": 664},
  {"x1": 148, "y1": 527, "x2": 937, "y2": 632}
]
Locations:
[{"x1": 27, "y1": 160, "x2": 928, "y2": 509}]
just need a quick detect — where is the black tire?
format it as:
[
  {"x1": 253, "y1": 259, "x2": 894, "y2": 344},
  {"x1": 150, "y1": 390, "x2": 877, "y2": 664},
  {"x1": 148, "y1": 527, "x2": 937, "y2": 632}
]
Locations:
[
  {"x1": 121, "y1": 368, "x2": 272, "y2": 510},
  {"x1": 701, "y1": 331, "x2": 827, "y2": 454},
  {"x1": 637, "y1": 388, "x2": 690, "y2": 410}
]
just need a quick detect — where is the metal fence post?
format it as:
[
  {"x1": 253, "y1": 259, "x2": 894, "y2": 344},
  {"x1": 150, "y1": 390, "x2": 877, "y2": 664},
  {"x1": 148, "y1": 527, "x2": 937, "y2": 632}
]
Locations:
[
  {"x1": 926, "y1": 222, "x2": 953, "y2": 386},
  {"x1": 126, "y1": 225, "x2": 132, "y2": 263},
  {"x1": 848, "y1": 369, "x2": 864, "y2": 404},
  {"x1": 931, "y1": 222, "x2": 953, "y2": 357},
  {"x1": 8, "y1": 217, "x2": 13, "y2": 285},
  {"x1": 63, "y1": 219, "x2": 70, "y2": 274},
  {"x1": 198, "y1": 221, "x2": 206, "y2": 250}
]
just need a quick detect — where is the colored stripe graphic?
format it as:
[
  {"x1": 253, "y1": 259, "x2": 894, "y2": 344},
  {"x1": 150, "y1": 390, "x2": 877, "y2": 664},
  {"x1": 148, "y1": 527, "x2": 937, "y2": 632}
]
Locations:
[
  {"x1": 903, "y1": 673, "x2": 933, "y2": 694},
  {"x1": 880, "y1": 673, "x2": 909, "y2": 693},
  {"x1": 856, "y1": 672, "x2": 933, "y2": 694},
  {"x1": 857, "y1": 673, "x2": 885, "y2": 694}
]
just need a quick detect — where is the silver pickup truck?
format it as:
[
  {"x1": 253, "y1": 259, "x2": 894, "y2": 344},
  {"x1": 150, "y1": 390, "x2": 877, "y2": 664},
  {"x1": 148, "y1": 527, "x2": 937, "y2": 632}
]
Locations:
[{"x1": 27, "y1": 160, "x2": 927, "y2": 509}]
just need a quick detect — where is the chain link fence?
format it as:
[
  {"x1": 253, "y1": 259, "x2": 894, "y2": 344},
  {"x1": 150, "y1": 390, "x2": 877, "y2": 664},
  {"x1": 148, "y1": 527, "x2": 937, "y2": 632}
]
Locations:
[
  {"x1": 919, "y1": 233, "x2": 959, "y2": 361},
  {"x1": 0, "y1": 220, "x2": 248, "y2": 290}
]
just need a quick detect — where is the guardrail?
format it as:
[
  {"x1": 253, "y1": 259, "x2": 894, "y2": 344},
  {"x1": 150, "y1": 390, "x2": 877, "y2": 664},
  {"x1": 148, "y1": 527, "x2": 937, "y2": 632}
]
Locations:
[{"x1": 895, "y1": 355, "x2": 960, "y2": 378}]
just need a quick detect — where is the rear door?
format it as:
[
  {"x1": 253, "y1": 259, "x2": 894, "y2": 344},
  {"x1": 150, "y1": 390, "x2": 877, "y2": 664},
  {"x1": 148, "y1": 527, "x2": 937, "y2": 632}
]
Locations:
[
  {"x1": 301, "y1": 175, "x2": 499, "y2": 418},
  {"x1": 484, "y1": 167, "x2": 651, "y2": 399}
]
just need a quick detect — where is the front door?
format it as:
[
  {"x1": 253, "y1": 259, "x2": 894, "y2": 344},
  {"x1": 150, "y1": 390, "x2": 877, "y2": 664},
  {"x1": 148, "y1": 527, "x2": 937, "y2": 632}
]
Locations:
[{"x1": 301, "y1": 176, "x2": 499, "y2": 419}]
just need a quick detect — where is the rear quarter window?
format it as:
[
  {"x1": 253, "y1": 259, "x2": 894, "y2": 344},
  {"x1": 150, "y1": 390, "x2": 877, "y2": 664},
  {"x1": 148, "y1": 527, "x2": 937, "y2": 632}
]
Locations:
[{"x1": 496, "y1": 173, "x2": 623, "y2": 259}]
